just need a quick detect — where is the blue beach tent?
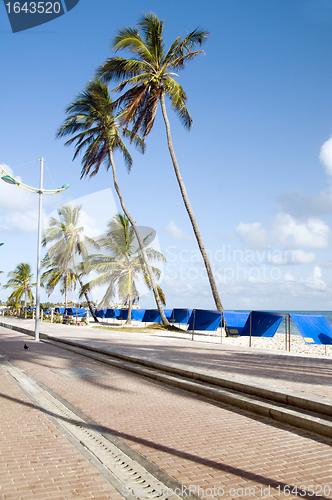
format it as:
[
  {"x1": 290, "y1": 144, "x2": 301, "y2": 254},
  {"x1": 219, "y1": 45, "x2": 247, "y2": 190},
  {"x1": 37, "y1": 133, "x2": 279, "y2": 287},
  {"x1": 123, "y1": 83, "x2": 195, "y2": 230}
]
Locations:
[
  {"x1": 170, "y1": 308, "x2": 193, "y2": 324},
  {"x1": 117, "y1": 309, "x2": 129, "y2": 320},
  {"x1": 105, "y1": 308, "x2": 121, "y2": 319},
  {"x1": 222, "y1": 311, "x2": 250, "y2": 336},
  {"x1": 142, "y1": 309, "x2": 160, "y2": 323},
  {"x1": 131, "y1": 309, "x2": 146, "y2": 321},
  {"x1": 54, "y1": 307, "x2": 65, "y2": 314},
  {"x1": 187, "y1": 309, "x2": 222, "y2": 331},
  {"x1": 95, "y1": 309, "x2": 107, "y2": 318},
  {"x1": 64, "y1": 308, "x2": 87, "y2": 317},
  {"x1": 116, "y1": 309, "x2": 146, "y2": 321},
  {"x1": 142, "y1": 309, "x2": 173, "y2": 323},
  {"x1": 241, "y1": 311, "x2": 283, "y2": 337},
  {"x1": 290, "y1": 314, "x2": 332, "y2": 345}
]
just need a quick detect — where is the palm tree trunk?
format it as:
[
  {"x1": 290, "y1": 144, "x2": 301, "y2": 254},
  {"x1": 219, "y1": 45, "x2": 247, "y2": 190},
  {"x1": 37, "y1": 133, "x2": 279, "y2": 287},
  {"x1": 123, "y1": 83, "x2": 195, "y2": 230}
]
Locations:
[
  {"x1": 125, "y1": 294, "x2": 132, "y2": 325},
  {"x1": 24, "y1": 288, "x2": 27, "y2": 318},
  {"x1": 65, "y1": 275, "x2": 68, "y2": 308},
  {"x1": 77, "y1": 273, "x2": 99, "y2": 323},
  {"x1": 160, "y1": 94, "x2": 224, "y2": 312},
  {"x1": 109, "y1": 150, "x2": 170, "y2": 326},
  {"x1": 72, "y1": 254, "x2": 99, "y2": 323}
]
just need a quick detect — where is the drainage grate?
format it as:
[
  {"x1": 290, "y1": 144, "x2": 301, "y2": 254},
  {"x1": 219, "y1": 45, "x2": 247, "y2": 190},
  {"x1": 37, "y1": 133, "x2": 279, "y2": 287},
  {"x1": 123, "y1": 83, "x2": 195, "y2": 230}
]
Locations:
[{"x1": 0, "y1": 355, "x2": 187, "y2": 500}]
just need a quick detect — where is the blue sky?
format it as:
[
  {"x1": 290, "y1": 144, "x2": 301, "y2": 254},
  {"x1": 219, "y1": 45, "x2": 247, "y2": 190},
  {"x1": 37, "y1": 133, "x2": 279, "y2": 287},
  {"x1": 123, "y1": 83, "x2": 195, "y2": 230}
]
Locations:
[{"x1": 2, "y1": 0, "x2": 332, "y2": 311}]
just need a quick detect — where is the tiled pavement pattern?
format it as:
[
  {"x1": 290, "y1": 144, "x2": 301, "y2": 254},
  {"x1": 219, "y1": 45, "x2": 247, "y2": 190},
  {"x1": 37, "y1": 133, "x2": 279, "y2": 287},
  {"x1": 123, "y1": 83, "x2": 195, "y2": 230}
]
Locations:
[
  {"x1": 6, "y1": 317, "x2": 332, "y2": 400},
  {"x1": 0, "y1": 355, "x2": 123, "y2": 499},
  {"x1": 0, "y1": 324, "x2": 332, "y2": 500}
]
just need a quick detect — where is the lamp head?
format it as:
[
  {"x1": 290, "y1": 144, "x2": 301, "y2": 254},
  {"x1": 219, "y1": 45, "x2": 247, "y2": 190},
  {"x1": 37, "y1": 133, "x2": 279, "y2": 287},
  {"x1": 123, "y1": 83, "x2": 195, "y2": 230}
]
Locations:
[{"x1": 1, "y1": 175, "x2": 19, "y2": 185}]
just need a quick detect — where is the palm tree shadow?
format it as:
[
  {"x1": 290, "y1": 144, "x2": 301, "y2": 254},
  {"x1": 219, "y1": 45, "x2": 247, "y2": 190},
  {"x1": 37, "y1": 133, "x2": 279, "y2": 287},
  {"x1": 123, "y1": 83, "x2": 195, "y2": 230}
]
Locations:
[
  {"x1": 91, "y1": 339, "x2": 332, "y2": 389},
  {"x1": 0, "y1": 390, "x2": 330, "y2": 500},
  {"x1": 0, "y1": 341, "x2": 127, "y2": 393}
]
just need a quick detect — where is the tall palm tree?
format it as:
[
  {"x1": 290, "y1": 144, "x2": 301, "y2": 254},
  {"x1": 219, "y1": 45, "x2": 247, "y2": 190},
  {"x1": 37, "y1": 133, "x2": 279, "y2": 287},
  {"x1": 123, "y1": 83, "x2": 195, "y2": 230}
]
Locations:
[
  {"x1": 41, "y1": 253, "x2": 77, "y2": 309},
  {"x1": 57, "y1": 79, "x2": 170, "y2": 325},
  {"x1": 97, "y1": 13, "x2": 223, "y2": 312},
  {"x1": 3, "y1": 263, "x2": 35, "y2": 311},
  {"x1": 42, "y1": 204, "x2": 99, "y2": 321},
  {"x1": 83, "y1": 214, "x2": 166, "y2": 324}
]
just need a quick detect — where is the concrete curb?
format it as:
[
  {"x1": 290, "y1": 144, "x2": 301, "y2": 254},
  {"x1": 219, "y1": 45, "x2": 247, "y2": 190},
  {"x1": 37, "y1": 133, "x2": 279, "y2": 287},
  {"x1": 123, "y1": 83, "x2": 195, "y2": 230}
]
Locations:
[
  {"x1": 44, "y1": 337, "x2": 332, "y2": 440},
  {"x1": 2, "y1": 319, "x2": 332, "y2": 440},
  {"x1": 46, "y1": 335, "x2": 332, "y2": 417}
]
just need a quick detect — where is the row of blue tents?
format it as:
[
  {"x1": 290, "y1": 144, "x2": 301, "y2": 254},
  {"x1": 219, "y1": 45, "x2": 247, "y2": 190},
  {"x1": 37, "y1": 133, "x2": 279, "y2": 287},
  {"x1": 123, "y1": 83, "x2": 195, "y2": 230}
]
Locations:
[
  {"x1": 223, "y1": 311, "x2": 332, "y2": 346},
  {"x1": 51, "y1": 307, "x2": 332, "y2": 346},
  {"x1": 53, "y1": 307, "x2": 87, "y2": 318}
]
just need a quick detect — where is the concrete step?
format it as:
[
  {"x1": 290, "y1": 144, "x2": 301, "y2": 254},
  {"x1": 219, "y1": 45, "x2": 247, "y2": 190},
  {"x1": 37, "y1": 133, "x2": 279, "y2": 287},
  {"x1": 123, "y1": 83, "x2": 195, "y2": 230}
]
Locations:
[{"x1": 44, "y1": 336, "x2": 332, "y2": 440}]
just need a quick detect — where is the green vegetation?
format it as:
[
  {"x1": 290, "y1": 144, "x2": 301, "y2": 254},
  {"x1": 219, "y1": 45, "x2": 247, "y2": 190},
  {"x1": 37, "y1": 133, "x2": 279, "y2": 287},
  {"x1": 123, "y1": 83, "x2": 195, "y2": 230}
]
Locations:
[
  {"x1": 41, "y1": 204, "x2": 98, "y2": 321},
  {"x1": 83, "y1": 214, "x2": 165, "y2": 324},
  {"x1": 3, "y1": 263, "x2": 35, "y2": 312},
  {"x1": 57, "y1": 79, "x2": 169, "y2": 325},
  {"x1": 97, "y1": 13, "x2": 223, "y2": 312}
]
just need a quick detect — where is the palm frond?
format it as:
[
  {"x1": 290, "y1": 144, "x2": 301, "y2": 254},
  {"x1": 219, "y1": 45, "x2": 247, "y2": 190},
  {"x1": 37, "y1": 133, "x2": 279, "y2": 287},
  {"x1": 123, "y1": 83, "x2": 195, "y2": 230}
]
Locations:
[
  {"x1": 113, "y1": 27, "x2": 155, "y2": 64},
  {"x1": 164, "y1": 77, "x2": 192, "y2": 130},
  {"x1": 97, "y1": 58, "x2": 150, "y2": 83},
  {"x1": 137, "y1": 13, "x2": 165, "y2": 64},
  {"x1": 85, "y1": 214, "x2": 166, "y2": 308}
]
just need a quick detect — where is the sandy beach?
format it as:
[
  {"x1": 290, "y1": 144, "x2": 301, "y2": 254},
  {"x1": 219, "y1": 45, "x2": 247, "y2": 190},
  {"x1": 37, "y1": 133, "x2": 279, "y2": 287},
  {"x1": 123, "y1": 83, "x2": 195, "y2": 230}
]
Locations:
[
  {"x1": 95, "y1": 320, "x2": 332, "y2": 358},
  {"x1": 219, "y1": 331, "x2": 332, "y2": 357}
]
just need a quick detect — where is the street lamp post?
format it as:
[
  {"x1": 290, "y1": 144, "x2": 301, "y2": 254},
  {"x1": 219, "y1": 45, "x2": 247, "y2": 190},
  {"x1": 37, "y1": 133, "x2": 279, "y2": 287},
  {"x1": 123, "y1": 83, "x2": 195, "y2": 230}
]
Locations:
[
  {"x1": 1, "y1": 159, "x2": 69, "y2": 341},
  {"x1": 35, "y1": 157, "x2": 44, "y2": 342}
]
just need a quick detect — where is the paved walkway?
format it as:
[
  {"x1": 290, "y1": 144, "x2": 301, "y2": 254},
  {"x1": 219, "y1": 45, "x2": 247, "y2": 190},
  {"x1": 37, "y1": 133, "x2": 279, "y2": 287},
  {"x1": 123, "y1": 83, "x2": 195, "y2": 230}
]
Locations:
[
  {"x1": 0, "y1": 318, "x2": 332, "y2": 499},
  {"x1": 3, "y1": 317, "x2": 332, "y2": 399}
]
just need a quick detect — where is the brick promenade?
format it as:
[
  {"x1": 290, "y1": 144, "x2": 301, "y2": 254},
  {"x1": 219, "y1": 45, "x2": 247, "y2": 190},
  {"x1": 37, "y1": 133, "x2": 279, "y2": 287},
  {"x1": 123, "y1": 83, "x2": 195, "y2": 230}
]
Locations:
[{"x1": 0, "y1": 319, "x2": 332, "y2": 500}]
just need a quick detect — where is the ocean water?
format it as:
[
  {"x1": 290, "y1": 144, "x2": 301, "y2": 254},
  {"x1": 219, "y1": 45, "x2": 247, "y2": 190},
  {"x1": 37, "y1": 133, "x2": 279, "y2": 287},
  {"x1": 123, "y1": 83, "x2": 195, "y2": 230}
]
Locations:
[
  {"x1": 272, "y1": 311, "x2": 332, "y2": 336},
  {"x1": 232, "y1": 310, "x2": 332, "y2": 335}
]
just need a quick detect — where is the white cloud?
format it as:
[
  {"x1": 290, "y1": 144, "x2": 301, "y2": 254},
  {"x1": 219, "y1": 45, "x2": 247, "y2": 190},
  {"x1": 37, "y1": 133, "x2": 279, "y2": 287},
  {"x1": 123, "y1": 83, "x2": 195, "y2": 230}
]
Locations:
[
  {"x1": 0, "y1": 164, "x2": 45, "y2": 234},
  {"x1": 305, "y1": 266, "x2": 326, "y2": 291},
  {"x1": 164, "y1": 221, "x2": 193, "y2": 241},
  {"x1": 284, "y1": 272, "x2": 295, "y2": 282},
  {"x1": 291, "y1": 249, "x2": 317, "y2": 264},
  {"x1": 78, "y1": 210, "x2": 103, "y2": 238},
  {"x1": 0, "y1": 163, "x2": 67, "y2": 234},
  {"x1": 44, "y1": 188, "x2": 118, "y2": 239},
  {"x1": 235, "y1": 221, "x2": 268, "y2": 250},
  {"x1": 276, "y1": 135, "x2": 332, "y2": 217},
  {"x1": 217, "y1": 266, "x2": 330, "y2": 310},
  {"x1": 321, "y1": 260, "x2": 332, "y2": 268},
  {"x1": 271, "y1": 213, "x2": 329, "y2": 249},
  {"x1": 320, "y1": 136, "x2": 332, "y2": 175},
  {"x1": 0, "y1": 164, "x2": 38, "y2": 212},
  {"x1": 0, "y1": 210, "x2": 43, "y2": 234},
  {"x1": 277, "y1": 188, "x2": 332, "y2": 218},
  {"x1": 236, "y1": 215, "x2": 329, "y2": 251},
  {"x1": 268, "y1": 249, "x2": 316, "y2": 265}
]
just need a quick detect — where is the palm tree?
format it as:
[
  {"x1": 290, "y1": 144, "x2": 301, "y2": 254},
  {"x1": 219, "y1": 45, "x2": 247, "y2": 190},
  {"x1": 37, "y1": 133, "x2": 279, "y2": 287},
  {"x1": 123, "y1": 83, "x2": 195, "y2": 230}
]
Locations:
[
  {"x1": 56, "y1": 79, "x2": 170, "y2": 325},
  {"x1": 83, "y1": 213, "x2": 166, "y2": 324},
  {"x1": 42, "y1": 204, "x2": 99, "y2": 321},
  {"x1": 3, "y1": 263, "x2": 35, "y2": 313},
  {"x1": 41, "y1": 253, "x2": 77, "y2": 309},
  {"x1": 97, "y1": 13, "x2": 223, "y2": 312}
]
